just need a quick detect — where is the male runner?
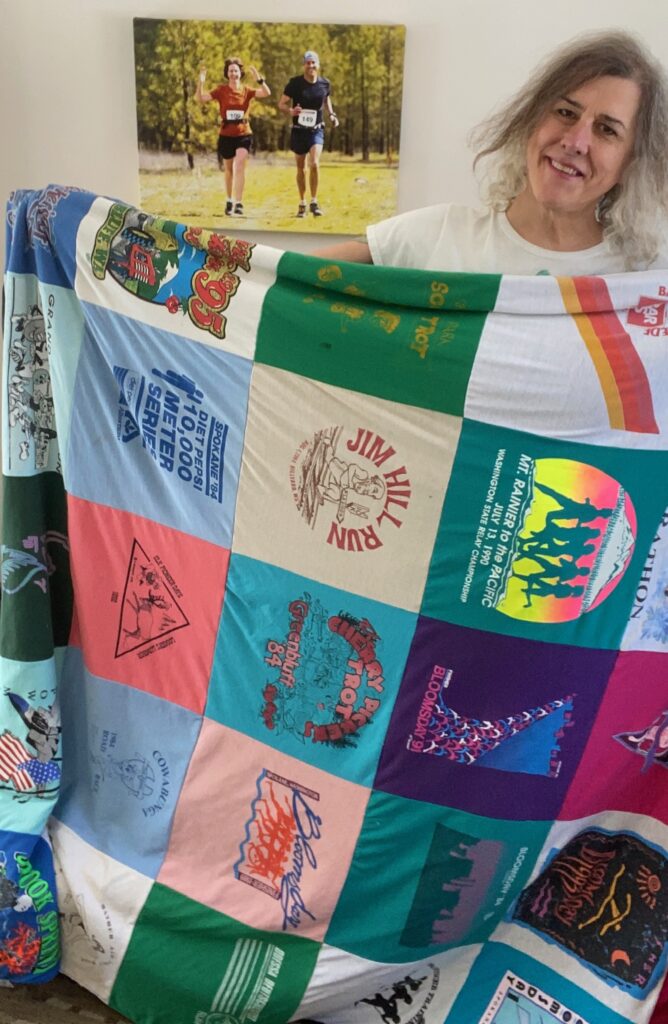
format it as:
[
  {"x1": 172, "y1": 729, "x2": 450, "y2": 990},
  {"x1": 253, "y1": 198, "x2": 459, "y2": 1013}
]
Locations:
[{"x1": 279, "y1": 51, "x2": 339, "y2": 218}]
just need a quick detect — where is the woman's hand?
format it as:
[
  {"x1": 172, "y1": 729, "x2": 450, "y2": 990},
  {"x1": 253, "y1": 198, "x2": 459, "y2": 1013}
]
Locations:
[
  {"x1": 249, "y1": 65, "x2": 271, "y2": 97},
  {"x1": 195, "y1": 66, "x2": 211, "y2": 103}
]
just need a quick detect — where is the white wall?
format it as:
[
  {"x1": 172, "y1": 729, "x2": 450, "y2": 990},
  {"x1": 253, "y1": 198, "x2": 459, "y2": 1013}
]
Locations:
[{"x1": 1, "y1": 0, "x2": 667, "y2": 263}]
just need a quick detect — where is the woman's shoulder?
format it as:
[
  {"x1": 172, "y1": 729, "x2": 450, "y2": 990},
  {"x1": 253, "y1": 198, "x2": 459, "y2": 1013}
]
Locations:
[
  {"x1": 370, "y1": 202, "x2": 486, "y2": 233},
  {"x1": 368, "y1": 203, "x2": 488, "y2": 269},
  {"x1": 440, "y1": 203, "x2": 497, "y2": 230},
  {"x1": 389, "y1": 203, "x2": 496, "y2": 232}
]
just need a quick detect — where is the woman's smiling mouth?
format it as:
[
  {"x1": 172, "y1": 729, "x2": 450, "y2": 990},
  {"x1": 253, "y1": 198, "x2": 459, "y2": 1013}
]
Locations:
[{"x1": 548, "y1": 157, "x2": 584, "y2": 177}]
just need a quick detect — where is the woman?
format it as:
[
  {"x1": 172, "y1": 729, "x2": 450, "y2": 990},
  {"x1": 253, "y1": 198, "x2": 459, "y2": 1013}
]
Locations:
[
  {"x1": 196, "y1": 57, "x2": 271, "y2": 217},
  {"x1": 315, "y1": 31, "x2": 668, "y2": 273}
]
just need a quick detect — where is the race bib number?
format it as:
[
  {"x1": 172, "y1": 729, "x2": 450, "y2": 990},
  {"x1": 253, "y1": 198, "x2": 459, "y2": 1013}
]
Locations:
[
  {"x1": 297, "y1": 109, "x2": 318, "y2": 128},
  {"x1": 226, "y1": 109, "x2": 244, "y2": 121}
]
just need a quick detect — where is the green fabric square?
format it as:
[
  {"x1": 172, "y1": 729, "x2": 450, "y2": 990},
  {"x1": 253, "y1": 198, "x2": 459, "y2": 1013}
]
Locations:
[
  {"x1": 110, "y1": 883, "x2": 319, "y2": 1024},
  {"x1": 1, "y1": 473, "x2": 72, "y2": 661},
  {"x1": 256, "y1": 254, "x2": 500, "y2": 414}
]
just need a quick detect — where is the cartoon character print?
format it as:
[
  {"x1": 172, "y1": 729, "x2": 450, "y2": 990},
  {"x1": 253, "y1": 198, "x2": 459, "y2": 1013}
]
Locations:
[
  {"x1": 261, "y1": 598, "x2": 384, "y2": 748},
  {"x1": 0, "y1": 853, "x2": 33, "y2": 914},
  {"x1": 58, "y1": 891, "x2": 110, "y2": 967},
  {"x1": 0, "y1": 692, "x2": 61, "y2": 795},
  {"x1": 91, "y1": 750, "x2": 156, "y2": 800},
  {"x1": 115, "y1": 540, "x2": 189, "y2": 658},
  {"x1": 262, "y1": 595, "x2": 344, "y2": 742},
  {"x1": 290, "y1": 424, "x2": 413, "y2": 557},
  {"x1": 120, "y1": 588, "x2": 174, "y2": 652},
  {"x1": 296, "y1": 427, "x2": 386, "y2": 531},
  {"x1": 7, "y1": 303, "x2": 57, "y2": 470}
]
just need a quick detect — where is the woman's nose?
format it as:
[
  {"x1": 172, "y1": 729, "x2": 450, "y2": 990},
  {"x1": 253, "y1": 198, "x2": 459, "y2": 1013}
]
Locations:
[{"x1": 561, "y1": 121, "x2": 592, "y2": 156}]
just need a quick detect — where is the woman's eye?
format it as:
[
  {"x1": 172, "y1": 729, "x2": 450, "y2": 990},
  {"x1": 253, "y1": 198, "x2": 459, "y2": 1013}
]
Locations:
[
  {"x1": 556, "y1": 107, "x2": 575, "y2": 118},
  {"x1": 598, "y1": 123, "x2": 618, "y2": 137}
]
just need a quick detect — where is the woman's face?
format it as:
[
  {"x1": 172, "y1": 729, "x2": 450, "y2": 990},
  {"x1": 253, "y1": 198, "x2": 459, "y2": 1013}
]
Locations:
[
  {"x1": 227, "y1": 63, "x2": 242, "y2": 84},
  {"x1": 524, "y1": 75, "x2": 641, "y2": 220}
]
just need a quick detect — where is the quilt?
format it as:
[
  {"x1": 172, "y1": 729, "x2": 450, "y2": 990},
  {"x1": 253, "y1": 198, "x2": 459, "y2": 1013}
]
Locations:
[{"x1": 1, "y1": 185, "x2": 668, "y2": 1024}]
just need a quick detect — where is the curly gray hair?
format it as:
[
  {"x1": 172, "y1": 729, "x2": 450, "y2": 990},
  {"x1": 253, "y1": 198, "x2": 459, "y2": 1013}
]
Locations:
[{"x1": 471, "y1": 31, "x2": 668, "y2": 268}]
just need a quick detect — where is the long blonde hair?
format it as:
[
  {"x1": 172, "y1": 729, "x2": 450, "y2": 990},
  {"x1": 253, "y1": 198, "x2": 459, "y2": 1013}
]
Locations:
[{"x1": 471, "y1": 31, "x2": 668, "y2": 268}]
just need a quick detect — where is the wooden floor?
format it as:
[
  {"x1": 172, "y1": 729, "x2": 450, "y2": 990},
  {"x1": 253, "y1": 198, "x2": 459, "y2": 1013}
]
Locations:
[{"x1": 0, "y1": 974, "x2": 130, "y2": 1024}]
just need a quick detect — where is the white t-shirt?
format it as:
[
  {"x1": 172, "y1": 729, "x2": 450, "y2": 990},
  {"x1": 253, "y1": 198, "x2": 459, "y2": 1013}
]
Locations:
[{"x1": 367, "y1": 203, "x2": 668, "y2": 275}]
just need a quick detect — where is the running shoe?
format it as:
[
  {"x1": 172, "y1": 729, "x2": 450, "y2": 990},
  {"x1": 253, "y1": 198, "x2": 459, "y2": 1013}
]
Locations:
[
  {"x1": 297, "y1": 202, "x2": 307, "y2": 218},
  {"x1": 225, "y1": 200, "x2": 233, "y2": 216},
  {"x1": 309, "y1": 201, "x2": 323, "y2": 217},
  {"x1": 233, "y1": 203, "x2": 244, "y2": 216}
]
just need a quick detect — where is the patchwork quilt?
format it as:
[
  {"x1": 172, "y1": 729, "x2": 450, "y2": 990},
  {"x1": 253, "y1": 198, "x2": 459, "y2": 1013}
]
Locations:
[{"x1": 1, "y1": 185, "x2": 668, "y2": 1024}]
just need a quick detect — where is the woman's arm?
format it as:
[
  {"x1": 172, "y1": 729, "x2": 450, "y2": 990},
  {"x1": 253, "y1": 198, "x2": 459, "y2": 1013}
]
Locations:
[
  {"x1": 310, "y1": 239, "x2": 372, "y2": 263},
  {"x1": 249, "y1": 65, "x2": 271, "y2": 99},
  {"x1": 195, "y1": 66, "x2": 213, "y2": 104}
]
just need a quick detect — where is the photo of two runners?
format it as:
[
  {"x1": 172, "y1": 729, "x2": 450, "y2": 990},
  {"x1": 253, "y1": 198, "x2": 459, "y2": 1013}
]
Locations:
[{"x1": 133, "y1": 18, "x2": 406, "y2": 234}]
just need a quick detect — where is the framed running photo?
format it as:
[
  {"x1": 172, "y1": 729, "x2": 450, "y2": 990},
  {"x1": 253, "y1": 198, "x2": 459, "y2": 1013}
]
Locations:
[{"x1": 133, "y1": 18, "x2": 406, "y2": 234}]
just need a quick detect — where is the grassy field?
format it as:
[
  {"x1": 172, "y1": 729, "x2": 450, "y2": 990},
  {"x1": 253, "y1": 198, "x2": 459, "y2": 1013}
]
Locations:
[{"x1": 138, "y1": 152, "x2": 398, "y2": 234}]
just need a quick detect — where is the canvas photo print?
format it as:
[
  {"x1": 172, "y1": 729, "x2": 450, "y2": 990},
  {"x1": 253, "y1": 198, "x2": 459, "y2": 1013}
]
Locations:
[{"x1": 133, "y1": 18, "x2": 406, "y2": 234}]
